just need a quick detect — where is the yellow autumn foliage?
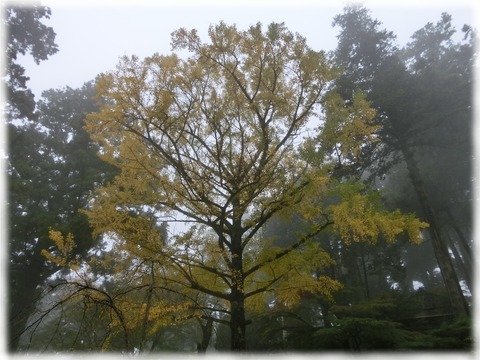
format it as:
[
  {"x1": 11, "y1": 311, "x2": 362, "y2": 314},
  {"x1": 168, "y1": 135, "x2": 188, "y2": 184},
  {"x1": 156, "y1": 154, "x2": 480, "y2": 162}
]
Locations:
[
  {"x1": 245, "y1": 240, "x2": 343, "y2": 311},
  {"x1": 318, "y1": 90, "x2": 380, "y2": 166},
  {"x1": 329, "y1": 181, "x2": 428, "y2": 245},
  {"x1": 40, "y1": 22, "x2": 432, "y2": 350},
  {"x1": 41, "y1": 228, "x2": 80, "y2": 270}
]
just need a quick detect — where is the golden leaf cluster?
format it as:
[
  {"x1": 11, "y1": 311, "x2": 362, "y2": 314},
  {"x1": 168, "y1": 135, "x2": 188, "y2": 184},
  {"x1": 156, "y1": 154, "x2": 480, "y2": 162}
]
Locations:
[
  {"x1": 246, "y1": 240, "x2": 342, "y2": 311},
  {"x1": 318, "y1": 90, "x2": 380, "y2": 166},
  {"x1": 329, "y1": 181, "x2": 428, "y2": 245},
  {"x1": 41, "y1": 228, "x2": 80, "y2": 270}
]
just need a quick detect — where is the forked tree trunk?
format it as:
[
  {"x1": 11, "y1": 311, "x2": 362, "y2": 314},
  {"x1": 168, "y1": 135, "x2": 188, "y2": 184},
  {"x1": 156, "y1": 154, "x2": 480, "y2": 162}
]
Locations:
[{"x1": 197, "y1": 317, "x2": 214, "y2": 353}]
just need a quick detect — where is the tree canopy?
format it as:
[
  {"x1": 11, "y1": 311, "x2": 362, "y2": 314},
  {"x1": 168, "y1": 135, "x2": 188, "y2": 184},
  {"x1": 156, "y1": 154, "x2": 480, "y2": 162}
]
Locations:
[
  {"x1": 4, "y1": 4, "x2": 58, "y2": 120},
  {"x1": 78, "y1": 21, "x2": 427, "y2": 351},
  {"x1": 330, "y1": 5, "x2": 473, "y2": 317},
  {"x1": 7, "y1": 83, "x2": 117, "y2": 350}
]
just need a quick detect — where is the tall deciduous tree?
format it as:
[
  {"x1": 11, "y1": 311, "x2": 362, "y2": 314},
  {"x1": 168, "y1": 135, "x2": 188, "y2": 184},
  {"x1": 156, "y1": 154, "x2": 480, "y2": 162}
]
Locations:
[{"x1": 84, "y1": 22, "x2": 426, "y2": 351}]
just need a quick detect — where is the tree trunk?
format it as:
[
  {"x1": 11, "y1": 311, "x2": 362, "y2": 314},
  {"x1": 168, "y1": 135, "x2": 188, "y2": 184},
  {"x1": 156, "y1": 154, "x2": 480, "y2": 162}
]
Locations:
[
  {"x1": 228, "y1": 199, "x2": 247, "y2": 351},
  {"x1": 229, "y1": 244, "x2": 246, "y2": 350},
  {"x1": 8, "y1": 255, "x2": 46, "y2": 351},
  {"x1": 9, "y1": 273, "x2": 40, "y2": 351},
  {"x1": 401, "y1": 144, "x2": 469, "y2": 317},
  {"x1": 446, "y1": 234, "x2": 472, "y2": 294},
  {"x1": 139, "y1": 262, "x2": 155, "y2": 352},
  {"x1": 359, "y1": 246, "x2": 370, "y2": 299},
  {"x1": 197, "y1": 317, "x2": 214, "y2": 353},
  {"x1": 445, "y1": 208, "x2": 472, "y2": 266},
  {"x1": 229, "y1": 291, "x2": 247, "y2": 351}
]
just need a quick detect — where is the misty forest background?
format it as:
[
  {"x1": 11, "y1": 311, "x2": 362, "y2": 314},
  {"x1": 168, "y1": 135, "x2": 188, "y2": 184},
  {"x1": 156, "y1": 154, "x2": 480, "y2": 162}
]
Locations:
[{"x1": 4, "y1": 3, "x2": 475, "y2": 353}]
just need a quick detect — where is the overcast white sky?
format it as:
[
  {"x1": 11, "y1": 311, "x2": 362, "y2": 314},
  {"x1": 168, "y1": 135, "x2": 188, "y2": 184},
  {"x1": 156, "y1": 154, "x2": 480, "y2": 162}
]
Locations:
[{"x1": 11, "y1": 0, "x2": 477, "y2": 99}]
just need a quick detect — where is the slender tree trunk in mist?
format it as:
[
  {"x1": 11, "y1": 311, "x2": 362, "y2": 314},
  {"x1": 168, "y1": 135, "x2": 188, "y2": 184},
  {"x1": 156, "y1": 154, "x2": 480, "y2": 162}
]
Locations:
[
  {"x1": 401, "y1": 144, "x2": 469, "y2": 317},
  {"x1": 197, "y1": 317, "x2": 214, "y2": 353},
  {"x1": 446, "y1": 235, "x2": 472, "y2": 294},
  {"x1": 8, "y1": 252, "x2": 47, "y2": 351}
]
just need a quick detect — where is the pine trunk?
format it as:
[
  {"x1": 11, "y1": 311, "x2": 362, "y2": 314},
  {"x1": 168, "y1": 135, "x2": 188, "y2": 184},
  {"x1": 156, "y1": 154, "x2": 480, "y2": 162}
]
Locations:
[
  {"x1": 8, "y1": 255, "x2": 46, "y2": 351},
  {"x1": 401, "y1": 144, "x2": 469, "y2": 317}
]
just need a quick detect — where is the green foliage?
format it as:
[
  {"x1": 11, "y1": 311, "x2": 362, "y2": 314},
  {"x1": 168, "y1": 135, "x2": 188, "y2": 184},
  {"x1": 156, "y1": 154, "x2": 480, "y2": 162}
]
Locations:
[
  {"x1": 4, "y1": 5, "x2": 58, "y2": 120},
  {"x1": 276, "y1": 314, "x2": 472, "y2": 351},
  {"x1": 332, "y1": 4, "x2": 397, "y2": 96},
  {"x1": 428, "y1": 317, "x2": 472, "y2": 350},
  {"x1": 338, "y1": 317, "x2": 400, "y2": 350},
  {"x1": 331, "y1": 290, "x2": 420, "y2": 321},
  {"x1": 331, "y1": 4, "x2": 473, "y2": 318},
  {"x1": 8, "y1": 83, "x2": 117, "y2": 350},
  {"x1": 256, "y1": 286, "x2": 469, "y2": 351}
]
